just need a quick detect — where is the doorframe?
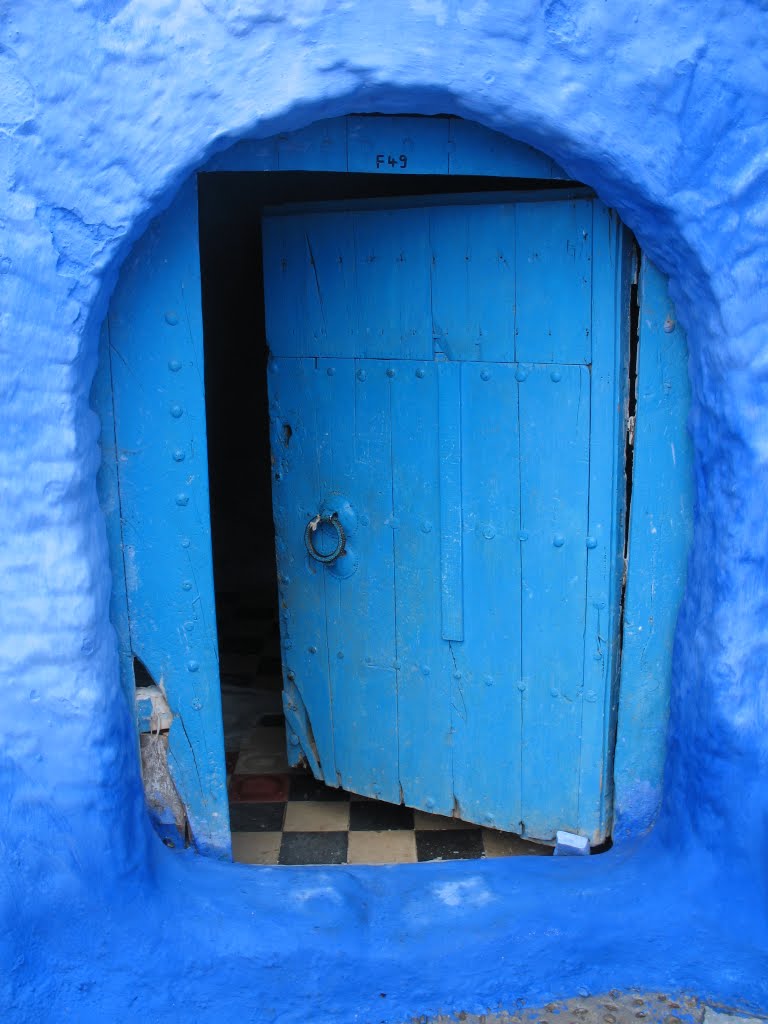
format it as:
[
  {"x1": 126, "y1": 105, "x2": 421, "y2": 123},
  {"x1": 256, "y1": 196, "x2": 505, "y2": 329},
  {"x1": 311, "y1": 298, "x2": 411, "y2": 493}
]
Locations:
[{"x1": 93, "y1": 114, "x2": 693, "y2": 854}]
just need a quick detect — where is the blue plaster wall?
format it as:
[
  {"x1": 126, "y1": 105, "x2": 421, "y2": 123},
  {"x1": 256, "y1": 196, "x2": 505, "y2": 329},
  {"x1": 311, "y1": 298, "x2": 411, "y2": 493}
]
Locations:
[{"x1": 1, "y1": 3, "x2": 767, "y2": 1021}]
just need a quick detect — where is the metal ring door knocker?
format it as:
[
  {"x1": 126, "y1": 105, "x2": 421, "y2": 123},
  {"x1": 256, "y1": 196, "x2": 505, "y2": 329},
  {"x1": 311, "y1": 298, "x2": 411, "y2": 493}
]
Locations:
[{"x1": 305, "y1": 512, "x2": 346, "y2": 564}]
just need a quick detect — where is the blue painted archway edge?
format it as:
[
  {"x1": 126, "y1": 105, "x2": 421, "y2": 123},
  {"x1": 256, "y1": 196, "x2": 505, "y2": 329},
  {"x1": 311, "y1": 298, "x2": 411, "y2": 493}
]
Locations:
[{"x1": 2, "y1": 3, "x2": 768, "y2": 1022}]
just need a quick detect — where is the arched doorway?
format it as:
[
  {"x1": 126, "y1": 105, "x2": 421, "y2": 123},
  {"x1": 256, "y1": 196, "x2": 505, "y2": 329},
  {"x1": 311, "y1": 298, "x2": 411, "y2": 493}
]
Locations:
[{"x1": 94, "y1": 115, "x2": 692, "y2": 859}]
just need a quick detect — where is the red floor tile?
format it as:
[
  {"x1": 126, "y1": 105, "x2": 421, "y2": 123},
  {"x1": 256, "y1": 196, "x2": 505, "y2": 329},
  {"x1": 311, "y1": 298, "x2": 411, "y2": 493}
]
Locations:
[{"x1": 229, "y1": 773, "x2": 291, "y2": 803}]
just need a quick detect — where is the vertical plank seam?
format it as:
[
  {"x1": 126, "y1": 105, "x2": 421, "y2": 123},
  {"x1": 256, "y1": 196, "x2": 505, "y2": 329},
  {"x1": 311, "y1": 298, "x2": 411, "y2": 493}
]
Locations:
[
  {"x1": 575, "y1": 200, "x2": 597, "y2": 832},
  {"x1": 512, "y1": 202, "x2": 518, "y2": 364},
  {"x1": 180, "y1": 211, "x2": 217, "y2": 661},
  {"x1": 513, "y1": 200, "x2": 524, "y2": 831},
  {"x1": 516, "y1": 373, "x2": 525, "y2": 833},
  {"x1": 451, "y1": 364, "x2": 465, "y2": 812},
  {"x1": 437, "y1": 364, "x2": 464, "y2": 642},
  {"x1": 176, "y1": 192, "x2": 218, "y2": 822},
  {"x1": 601, "y1": 226, "x2": 632, "y2": 838},
  {"x1": 388, "y1": 373, "x2": 402, "y2": 800},
  {"x1": 316, "y1": 366, "x2": 337, "y2": 783},
  {"x1": 429, "y1": 218, "x2": 457, "y2": 806}
]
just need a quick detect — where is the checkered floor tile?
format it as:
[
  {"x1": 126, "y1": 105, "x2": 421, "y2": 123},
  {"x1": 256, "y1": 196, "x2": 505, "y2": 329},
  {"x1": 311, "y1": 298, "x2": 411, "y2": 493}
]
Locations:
[
  {"x1": 219, "y1": 591, "x2": 554, "y2": 866},
  {"x1": 225, "y1": 716, "x2": 552, "y2": 866}
]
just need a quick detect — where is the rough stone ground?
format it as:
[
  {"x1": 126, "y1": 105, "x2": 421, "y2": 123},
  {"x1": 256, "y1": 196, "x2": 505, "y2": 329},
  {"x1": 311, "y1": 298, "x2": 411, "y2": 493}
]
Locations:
[{"x1": 418, "y1": 993, "x2": 766, "y2": 1024}]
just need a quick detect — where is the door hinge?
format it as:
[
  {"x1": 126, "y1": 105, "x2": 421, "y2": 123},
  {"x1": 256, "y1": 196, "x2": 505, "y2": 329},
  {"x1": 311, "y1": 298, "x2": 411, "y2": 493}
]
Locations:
[{"x1": 626, "y1": 413, "x2": 635, "y2": 449}]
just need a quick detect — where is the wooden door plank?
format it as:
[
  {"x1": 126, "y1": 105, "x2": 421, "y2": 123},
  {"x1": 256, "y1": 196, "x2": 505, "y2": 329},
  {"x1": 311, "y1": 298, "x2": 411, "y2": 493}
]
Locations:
[
  {"x1": 268, "y1": 357, "x2": 336, "y2": 779},
  {"x1": 347, "y1": 115, "x2": 450, "y2": 175},
  {"x1": 351, "y1": 208, "x2": 433, "y2": 360},
  {"x1": 578, "y1": 204, "x2": 632, "y2": 842},
  {"x1": 107, "y1": 176, "x2": 229, "y2": 858},
  {"x1": 263, "y1": 209, "x2": 366, "y2": 359},
  {"x1": 391, "y1": 361, "x2": 455, "y2": 816},
  {"x1": 518, "y1": 363, "x2": 591, "y2": 840},
  {"x1": 199, "y1": 115, "x2": 570, "y2": 179},
  {"x1": 297, "y1": 213, "x2": 361, "y2": 358},
  {"x1": 262, "y1": 215, "x2": 327, "y2": 358},
  {"x1": 447, "y1": 118, "x2": 568, "y2": 178},
  {"x1": 451, "y1": 362, "x2": 524, "y2": 831},
  {"x1": 323, "y1": 359, "x2": 400, "y2": 802},
  {"x1": 264, "y1": 209, "x2": 433, "y2": 361},
  {"x1": 276, "y1": 118, "x2": 347, "y2": 171},
  {"x1": 429, "y1": 203, "x2": 517, "y2": 363},
  {"x1": 437, "y1": 361, "x2": 465, "y2": 642},
  {"x1": 614, "y1": 258, "x2": 693, "y2": 840},
  {"x1": 515, "y1": 199, "x2": 592, "y2": 365},
  {"x1": 92, "y1": 321, "x2": 134, "y2": 713}
]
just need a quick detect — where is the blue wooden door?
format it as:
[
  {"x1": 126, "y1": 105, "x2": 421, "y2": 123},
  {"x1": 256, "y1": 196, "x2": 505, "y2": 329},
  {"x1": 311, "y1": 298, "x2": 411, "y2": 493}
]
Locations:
[
  {"x1": 263, "y1": 190, "x2": 631, "y2": 843},
  {"x1": 94, "y1": 177, "x2": 230, "y2": 858}
]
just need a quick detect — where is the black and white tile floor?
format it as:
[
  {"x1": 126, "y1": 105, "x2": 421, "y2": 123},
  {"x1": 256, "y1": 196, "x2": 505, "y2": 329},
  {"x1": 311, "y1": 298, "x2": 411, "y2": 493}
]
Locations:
[{"x1": 218, "y1": 592, "x2": 552, "y2": 866}]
